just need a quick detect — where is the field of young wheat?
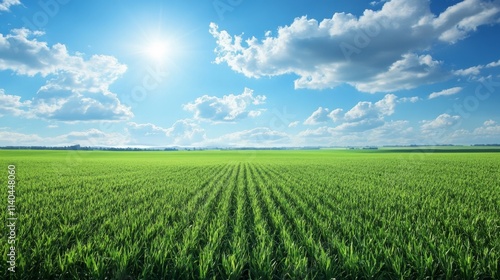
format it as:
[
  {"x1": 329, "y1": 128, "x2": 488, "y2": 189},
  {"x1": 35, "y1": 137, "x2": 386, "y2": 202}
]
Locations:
[{"x1": 1, "y1": 149, "x2": 499, "y2": 279}]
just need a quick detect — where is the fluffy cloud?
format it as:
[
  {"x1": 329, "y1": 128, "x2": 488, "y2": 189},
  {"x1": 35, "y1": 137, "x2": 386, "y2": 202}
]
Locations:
[
  {"x1": 127, "y1": 122, "x2": 169, "y2": 145},
  {"x1": 474, "y1": 119, "x2": 500, "y2": 135},
  {"x1": 442, "y1": 119, "x2": 500, "y2": 143},
  {"x1": 1, "y1": 29, "x2": 70, "y2": 76},
  {"x1": 56, "y1": 129, "x2": 129, "y2": 146},
  {"x1": 0, "y1": 128, "x2": 130, "y2": 147},
  {"x1": 210, "y1": 0, "x2": 500, "y2": 92},
  {"x1": 453, "y1": 59, "x2": 500, "y2": 77},
  {"x1": 183, "y1": 88, "x2": 266, "y2": 123},
  {"x1": 304, "y1": 94, "x2": 397, "y2": 131},
  {"x1": 486, "y1": 59, "x2": 500, "y2": 68},
  {"x1": 303, "y1": 107, "x2": 331, "y2": 125},
  {"x1": 127, "y1": 120, "x2": 206, "y2": 146},
  {"x1": 0, "y1": 29, "x2": 132, "y2": 121},
  {"x1": 421, "y1": 113, "x2": 461, "y2": 131},
  {"x1": 207, "y1": 127, "x2": 290, "y2": 147},
  {"x1": 297, "y1": 120, "x2": 415, "y2": 146},
  {"x1": 128, "y1": 122, "x2": 170, "y2": 136},
  {"x1": 433, "y1": 0, "x2": 500, "y2": 43},
  {"x1": 298, "y1": 126, "x2": 335, "y2": 139},
  {"x1": 483, "y1": 119, "x2": 496, "y2": 126},
  {"x1": 165, "y1": 119, "x2": 206, "y2": 145},
  {"x1": 428, "y1": 87, "x2": 462, "y2": 99},
  {"x1": 302, "y1": 94, "x2": 399, "y2": 134},
  {"x1": 454, "y1": 66, "x2": 483, "y2": 76},
  {"x1": 0, "y1": 89, "x2": 31, "y2": 117},
  {"x1": 0, "y1": 131, "x2": 43, "y2": 145},
  {"x1": 288, "y1": 121, "x2": 300, "y2": 128},
  {"x1": 399, "y1": 96, "x2": 420, "y2": 103},
  {"x1": 0, "y1": 0, "x2": 20, "y2": 12}
]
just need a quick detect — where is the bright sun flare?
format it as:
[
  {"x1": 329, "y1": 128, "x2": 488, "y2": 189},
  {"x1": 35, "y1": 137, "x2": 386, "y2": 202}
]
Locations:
[{"x1": 144, "y1": 40, "x2": 169, "y2": 61}]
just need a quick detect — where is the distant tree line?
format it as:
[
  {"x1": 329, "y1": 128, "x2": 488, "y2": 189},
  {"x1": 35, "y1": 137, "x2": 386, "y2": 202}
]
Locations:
[{"x1": 0, "y1": 145, "x2": 179, "y2": 151}]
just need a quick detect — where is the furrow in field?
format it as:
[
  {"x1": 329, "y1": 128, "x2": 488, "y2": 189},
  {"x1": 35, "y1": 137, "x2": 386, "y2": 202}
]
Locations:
[
  {"x1": 261, "y1": 163, "x2": 350, "y2": 238},
  {"x1": 246, "y1": 162, "x2": 277, "y2": 279},
  {"x1": 251, "y1": 163, "x2": 313, "y2": 278},
  {"x1": 130, "y1": 163, "x2": 233, "y2": 278},
  {"x1": 47, "y1": 164, "x2": 228, "y2": 278},
  {"x1": 171, "y1": 163, "x2": 235, "y2": 278},
  {"x1": 261, "y1": 163, "x2": 391, "y2": 277},
  {"x1": 197, "y1": 163, "x2": 239, "y2": 279},
  {"x1": 220, "y1": 162, "x2": 254, "y2": 279},
  {"x1": 127, "y1": 164, "x2": 230, "y2": 275},
  {"x1": 261, "y1": 164, "x2": 340, "y2": 238},
  {"x1": 258, "y1": 163, "x2": 343, "y2": 277},
  {"x1": 247, "y1": 163, "x2": 280, "y2": 252}
]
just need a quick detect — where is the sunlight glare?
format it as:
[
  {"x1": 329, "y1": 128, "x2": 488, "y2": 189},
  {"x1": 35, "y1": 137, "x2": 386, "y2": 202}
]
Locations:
[{"x1": 144, "y1": 39, "x2": 169, "y2": 61}]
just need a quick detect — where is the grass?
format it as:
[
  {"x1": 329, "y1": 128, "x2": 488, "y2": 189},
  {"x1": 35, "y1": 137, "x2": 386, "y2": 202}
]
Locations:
[{"x1": 1, "y1": 149, "x2": 499, "y2": 279}]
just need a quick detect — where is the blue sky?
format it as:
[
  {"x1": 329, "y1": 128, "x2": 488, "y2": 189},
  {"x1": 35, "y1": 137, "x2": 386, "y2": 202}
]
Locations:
[{"x1": 1, "y1": 0, "x2": 500, "y2": 147}]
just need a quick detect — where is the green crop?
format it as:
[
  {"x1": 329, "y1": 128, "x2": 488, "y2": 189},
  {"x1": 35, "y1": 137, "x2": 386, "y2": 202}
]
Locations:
[{"x1": 1, "y1": 150, "x2": 499, "y2": 279}]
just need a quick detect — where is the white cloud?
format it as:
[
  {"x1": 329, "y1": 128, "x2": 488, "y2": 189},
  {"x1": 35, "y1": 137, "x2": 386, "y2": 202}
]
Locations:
[
  {"x1": 341, "y1": 95, "x2": 396, "y2": 132},
  {"x1": 443, "y1": 119, "x2": 500, "y2": 143},
  {"x1": 165, "y1": 119, "x2": 205, "y2": 145},
  {"x1": 0, "y1": 128, "x2": 130, "y2": 147},
  {"x1": 341, "y1": 94, "x2": 397, "y2": 124},
  {"x1": 128, "y1": 122, "x2": 169, "y2": 136},
  {"x1": 127, "y1": 121, "x2": 206, "y2": 146},
  {"x1": 0, "y1": 29, "x2": 132, "y2": 121},
  {"x1": 352, "y1": 54, "x2": 446, "y2": 93},
  {"x1": 486, "y1": 59, "x2": 500, "y2": 68},
  {"x1": 55, "y1": 129, "x2": 129, "y2": 146},
  {"x1": 328, "y1": 108, "x2": 344, "y2": 122},
  {"x1": 428, "y1": 87, "x2": 462, "y2": 99},
  {"x1": 484, "y1": 119, "x2": 496, "y2": 126},
  {"x1": 365, "y1": 120, "x2": 413, "y2": 144},
  {"x1": 333, "y1": 118, "x2": 386, "y2": 132},
  {"x1": 0, "y1": 29, "x2": 69, "y2": 76},
  {"x1": 474, "y1": 123, "x2": 500, "y2": 136},
  {"x1": 344, "y1": 102, "x2": 378, "y2": 122},
  {"x1": 288, "y1": 121, "x2": 300, "y2": 128},
  {"x1": 298, "y1": 126, "x2": 335, "y2": 138},
  {"x1": 0, "y1": 89, "x2": 31, "y2": 117},
  {"x1": 206, "y1": 127, "x2": 290, "y2": 147},
  {"x1": 370, "y1": 0, "x2": 386, "y2": 6},
  {"x1": 183, "y1": 88, "x2": 266, "y2": 123},
  {"x1": 0, "y1": 0, "x2": 20, "y2": 12},
  {"x1": 399, "y1": 96, "x2": 420, "y2": 103},
  {"x1": 302, "y1": 94, "x2": 398, "y2": 133},
  {"x1": 453, "y1": 66, "x2": 483, "y2": 76},
  {"x1": 453, "y1": 59, "x2": 500, "y2": 77},
  {"x1": 127, "y1": 120, "x2": 291, "y2": 147},
  {"x1": 421, "y1": 113, "x2": 461, "y2": 131},
  {"x1": 297, "y1": 120, "x2": 415, "y2": 146},
  {"x1": 0, "y1": 131, "x2": 43, "y2": 145},
  {"x1": 210, "y1": 0, "x2": 500, "y2": 92},
  {"x1": 303, "y1": 107, "x2": 331, "y2": 125},
  {"x1": 248, "y1": 110, "x2": 264, "y2": 118},
  {"x1": 127, "y1": 122, "x2": 170, "y2": 146},
  {"x1": 433, "y1": 0, "x2": 500, "y2": 43}
]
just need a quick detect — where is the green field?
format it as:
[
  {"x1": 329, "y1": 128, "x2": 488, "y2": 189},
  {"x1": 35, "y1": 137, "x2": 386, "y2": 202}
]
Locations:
[{"x1": 1, "y1": 149, "x2": 500, "y2": 279}]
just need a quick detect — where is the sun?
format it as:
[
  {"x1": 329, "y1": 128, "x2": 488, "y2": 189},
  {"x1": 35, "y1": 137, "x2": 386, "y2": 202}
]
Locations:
[
  {"x1": 132, "y1": 28, "x2": 182, "y2": 64},
  {"x1": 144, "y1": 39, "x2": 169, "y2": 61}
]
